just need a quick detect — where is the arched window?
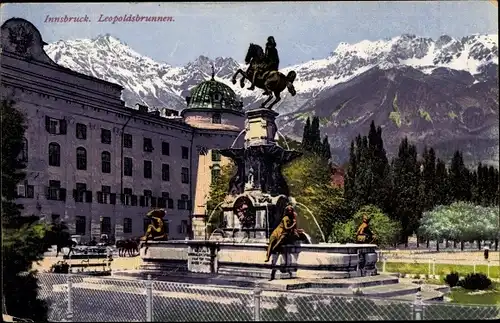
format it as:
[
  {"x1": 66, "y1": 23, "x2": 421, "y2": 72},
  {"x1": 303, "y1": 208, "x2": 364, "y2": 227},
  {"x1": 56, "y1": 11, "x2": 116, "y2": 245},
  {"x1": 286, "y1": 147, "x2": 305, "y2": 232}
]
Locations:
[
  {"x1": 213, "y1": 92, "x2": 222, "y2": 102},
  {"x1": 48, "y1": 142, "x2": 61, "y2": 167},
  {"x1": 101, "y1": 151, "x2": 111, "y2": 173},
  {"x1": 76, "y1": 147, "x2": 87, "y2": 170},
  {"x1": 211, "y1": 149, "x2": 221, "y2": 162},
  {"x1": 20, "y1": 137, "x2": 28, "y2": 162},
  {"x1": 212, "y1": 113, "x2": 221, "y2": 124}
]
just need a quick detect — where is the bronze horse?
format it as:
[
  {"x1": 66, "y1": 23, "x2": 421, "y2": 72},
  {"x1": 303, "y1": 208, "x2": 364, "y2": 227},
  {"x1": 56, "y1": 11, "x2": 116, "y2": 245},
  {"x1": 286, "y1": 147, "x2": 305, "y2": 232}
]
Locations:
[{"x1": 232, "y1": 43, "x2": 297, "y2": 110}]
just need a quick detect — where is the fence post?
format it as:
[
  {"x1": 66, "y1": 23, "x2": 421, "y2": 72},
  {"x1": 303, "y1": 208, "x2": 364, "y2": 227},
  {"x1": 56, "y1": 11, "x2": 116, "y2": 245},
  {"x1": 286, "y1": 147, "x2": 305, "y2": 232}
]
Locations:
[
  {"x1": 432, "y1": 258, "x2": 436, "y2": 278},
  {"x1": 473, "y1": 262, "x2": 476, "y2": 274},
  {"x1": 382, "y1": 256, "x2": 387, "y2": 273},
  {"x1": 487, "y1": 260, "x2": 490, "y2": 277},
  {"x1": 145, "y1": 274, "x2": 153, "y2": 322},
  {"x1": 67, "y1": 274, "x2": 73, "y2": 322},
  {"x1": 253, "y1": 287, "x2": 262, "y2": 321},
  {"x1": 413, "y1": 290, "x2": 423, "y2": 320},
  {"x1": 427, "y1": 259, "x2": 431, "y2": 277}
]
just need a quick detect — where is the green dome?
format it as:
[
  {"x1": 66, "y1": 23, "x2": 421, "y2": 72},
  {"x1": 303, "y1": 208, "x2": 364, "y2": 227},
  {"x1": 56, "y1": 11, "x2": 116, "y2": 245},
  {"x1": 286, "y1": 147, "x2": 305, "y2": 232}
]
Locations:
[{"x1": 185, "y1": 77, "x2": 243, "y2": 112}]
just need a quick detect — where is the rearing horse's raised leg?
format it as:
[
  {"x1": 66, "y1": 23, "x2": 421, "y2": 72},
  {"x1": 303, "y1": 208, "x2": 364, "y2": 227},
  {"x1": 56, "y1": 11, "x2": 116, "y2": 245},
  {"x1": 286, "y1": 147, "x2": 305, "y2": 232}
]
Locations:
[
  {"x1": 232, "y1": 69, "x2": 246, "y2": 85},
  {"x1": 266, "y1": 91, "x2": 281, "y2": 110}
]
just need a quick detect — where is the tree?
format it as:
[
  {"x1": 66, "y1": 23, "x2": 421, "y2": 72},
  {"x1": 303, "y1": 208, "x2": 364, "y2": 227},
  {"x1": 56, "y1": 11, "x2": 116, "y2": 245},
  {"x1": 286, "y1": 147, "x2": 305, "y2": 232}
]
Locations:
[
  {"x1": 419, "y1": 202, "x2": 498, "y2": 251},
  {"x1": 283, "y1": 154, "x2": 345, "y2": 242},
  {"x1": 343, "y1": 141, "x2": 357, "y2": 213},
  {"x1": 419, "y1": 147, "x2": 437, "y2": 212},
  {"x1": 301, "y1": 117, "x2": 312, "y2": 152},
  {"x1": 391, "y1": 137, "x2": 420, "y2": 245},
  {"x1": 351, "y1": 136, "x2": 371, "y2": 213},
  {"x1": 330, "y1": 205, "x2": 401, "y2": 247},
  {"x1": 310, "y1": 116, "x2": 321, "y2": 154},
  {"x1": 448, "y1": 150, "x2": 471, "y2": 202},
  {"x1": 434, "y1": 158, "x2": 450, "y2": 206},
  {"x1": 344, "y1": 122, "x2": 392, "y2": 216},
  {"x1": 320, "y1": 135, "x2": 332, "y2": 161},
  {"x1": 205, "y1": 162, "x2": 236, "y2": 236},
  {"x1": 1, "y1": 99, "x2": 50, "y2": 320}
]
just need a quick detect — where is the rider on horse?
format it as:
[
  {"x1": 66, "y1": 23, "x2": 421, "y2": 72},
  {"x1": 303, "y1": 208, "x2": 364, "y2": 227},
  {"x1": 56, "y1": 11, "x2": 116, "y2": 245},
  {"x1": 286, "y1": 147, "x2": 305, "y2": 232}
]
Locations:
[{"x1": 248, "y1": 36, "x2": 280, "y2": 91}]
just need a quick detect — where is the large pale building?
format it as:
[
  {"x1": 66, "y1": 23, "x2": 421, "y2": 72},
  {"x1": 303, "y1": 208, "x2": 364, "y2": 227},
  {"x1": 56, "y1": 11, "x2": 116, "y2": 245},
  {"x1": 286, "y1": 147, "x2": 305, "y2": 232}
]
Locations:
[{"x1": 1, "y1": 18, "x2": 244, "y2": 242}]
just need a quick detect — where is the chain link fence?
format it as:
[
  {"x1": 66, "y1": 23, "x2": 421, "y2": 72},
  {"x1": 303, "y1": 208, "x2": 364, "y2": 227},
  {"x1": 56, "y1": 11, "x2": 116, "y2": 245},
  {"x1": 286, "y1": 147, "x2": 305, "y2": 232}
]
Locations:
[{"x1": 36, "y1": 273, "x2": 500, "y2": 322}]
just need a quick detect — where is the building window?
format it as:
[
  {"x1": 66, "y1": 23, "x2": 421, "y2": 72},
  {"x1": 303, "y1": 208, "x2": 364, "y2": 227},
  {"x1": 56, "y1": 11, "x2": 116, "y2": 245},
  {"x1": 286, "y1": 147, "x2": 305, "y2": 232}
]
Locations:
[
  {"x1": 47, "y1": 180, "x2": 61, "y2": 200},
  {"x1": 45, "y1": 117, "x2": 67, "y2": 135},
  {"x1": 74, "y1": 182, "x2": 87, "y2": 202},
  {"x1": 181, "y1": 167, "x2": 189, "y2": 184},
  {"x1": 144, "y1": 160, "x2": 152, "y2": 179},
  {"x1": 124, "y1": 157, "x2": 133, "y2": 176},
  {"x1": 181, "y1": 146, "x2": 189, "y2": 159},
  {"x1": 162, "y1": 192, "x2": 174, "y2": 209},
  {"x1": 212, "y1": 113, "x2": 222, "y2": 124},
  {"x1": 122, "y1": 187, "x2": 133, "y2": 206},
  {"x1": 48, "y1": 142, "x2": 61, "y2": 167},
  {"x1": 100, "y1": 216, "x2": 111, "y2": 234},
  {"x1": 76, "y1": 147, "x2": 87, "y2": 170},
  {"x1": 101, "y1": 129, "x2": 111, "y2": 144},
  {"x1": 19, "y1": 137, "x2": 28, "y2": 162},
  {"x1": 211, "y1": 150, "x2": 221, "y2": 162},
  {"x1": 123, "y1": 133, "x2": 132, "y2": 148},
  {"x1": 123, "y1": 218, "x2": 132, "y2": 234},
  {"x1": 143, "y1": 138, "x2": 153, "y2": 152},
  {"x1": 75, "y1": 216, "x2": 86, "y2": 235},
  {"x1": 211, "y1": 168, "x2": 221, "y2": 184},
  {"x1": 162, "y1": 142, "x2": 170, "y2": 156},
  {"x1": 179, "y1": 220, "x2": 189, "y2": 234},
  {"x1": 101, "y1": 151, "x2": 111, "y2": 173},
  {"x1": 143, "y1": 189, "x2": 152, "y2": 207},
  {"x1": 76, "y1": 123, "x2": 87, "y2": 140},
  {"x1": 162, "y1": 164, "x2": 170, "y2": 181},
  {"x1": 178, "y1": 194, "x2": 189, "y2": 210}
]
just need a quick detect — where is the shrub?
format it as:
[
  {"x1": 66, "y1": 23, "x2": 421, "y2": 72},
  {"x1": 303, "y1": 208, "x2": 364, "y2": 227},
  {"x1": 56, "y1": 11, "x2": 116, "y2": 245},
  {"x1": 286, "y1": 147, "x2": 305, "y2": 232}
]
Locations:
[
  {"x1": 458, "y1": 273, "x2": 492, "y2": 290},
  {"x1": 444, "y1": 272, "x2": 460, "y2": 287}
]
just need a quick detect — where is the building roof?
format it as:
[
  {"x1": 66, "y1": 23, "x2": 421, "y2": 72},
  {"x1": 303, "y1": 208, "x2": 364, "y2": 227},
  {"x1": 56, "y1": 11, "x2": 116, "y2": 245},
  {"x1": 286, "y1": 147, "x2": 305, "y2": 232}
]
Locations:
[{"x1": 185, "y1": 67, "x2": 243, "y2": 112}]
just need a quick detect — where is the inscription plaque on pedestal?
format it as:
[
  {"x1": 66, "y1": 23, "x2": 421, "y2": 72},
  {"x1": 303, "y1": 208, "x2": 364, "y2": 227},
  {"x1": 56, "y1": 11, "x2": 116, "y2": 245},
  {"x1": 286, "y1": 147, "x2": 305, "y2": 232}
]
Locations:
[{"x1": 187, "y1": 245, "x2": 216, "y2": 273}]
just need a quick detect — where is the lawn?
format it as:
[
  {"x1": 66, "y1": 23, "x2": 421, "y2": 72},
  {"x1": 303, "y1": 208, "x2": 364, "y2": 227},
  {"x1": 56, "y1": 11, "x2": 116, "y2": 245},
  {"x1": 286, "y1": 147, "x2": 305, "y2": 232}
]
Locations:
[
  {"x1": 447, "y1": 283, "x2": 500, "y2": 305},
  {"x1": 376, "y1": 262, "x2": 500, "y2": 305},
  {"x1": 377, "y1": 261, "x2": 500, "y2": 279}
]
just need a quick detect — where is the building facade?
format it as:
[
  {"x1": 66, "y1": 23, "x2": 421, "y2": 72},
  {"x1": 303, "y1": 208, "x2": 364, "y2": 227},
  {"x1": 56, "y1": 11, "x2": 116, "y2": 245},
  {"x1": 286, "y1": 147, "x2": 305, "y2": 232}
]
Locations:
[{"x1": 1, "y1": 18, "x2": 244, "y2": 242}]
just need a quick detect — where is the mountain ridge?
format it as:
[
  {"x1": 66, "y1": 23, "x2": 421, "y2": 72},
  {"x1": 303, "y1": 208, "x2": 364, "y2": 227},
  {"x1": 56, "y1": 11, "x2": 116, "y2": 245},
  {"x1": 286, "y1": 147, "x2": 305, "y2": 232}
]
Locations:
[{"x1": 44, "y1": 33, "x2": 499, "y2": 165}]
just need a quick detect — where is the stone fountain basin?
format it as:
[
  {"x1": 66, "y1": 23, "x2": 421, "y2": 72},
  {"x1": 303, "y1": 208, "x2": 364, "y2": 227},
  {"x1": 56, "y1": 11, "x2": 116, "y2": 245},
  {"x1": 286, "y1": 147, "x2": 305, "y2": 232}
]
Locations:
[{"x1": 140, "y1": 240, "x2": 378, "y2": 280}]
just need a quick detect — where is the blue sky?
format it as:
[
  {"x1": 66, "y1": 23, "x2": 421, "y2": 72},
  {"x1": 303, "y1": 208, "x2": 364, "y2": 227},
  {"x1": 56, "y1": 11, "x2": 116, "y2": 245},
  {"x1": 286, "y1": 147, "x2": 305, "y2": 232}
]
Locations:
[{"x1": 1, "y1": 2, "x2": 498, "y2": 67}]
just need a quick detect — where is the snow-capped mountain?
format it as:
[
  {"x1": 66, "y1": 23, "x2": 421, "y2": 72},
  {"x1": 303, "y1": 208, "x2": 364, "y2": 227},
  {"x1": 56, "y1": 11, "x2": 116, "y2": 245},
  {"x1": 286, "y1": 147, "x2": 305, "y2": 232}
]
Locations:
[{"x1": 44, "y1": 33, "x2": 499, "y2": 165}]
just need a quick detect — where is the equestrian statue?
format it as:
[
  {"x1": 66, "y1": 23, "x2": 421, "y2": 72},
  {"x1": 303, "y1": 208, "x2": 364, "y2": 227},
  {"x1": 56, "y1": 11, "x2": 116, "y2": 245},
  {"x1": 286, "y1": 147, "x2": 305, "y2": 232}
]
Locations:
[{"x1": 232, "y1": 36, "x2": 297, "y2": 110}]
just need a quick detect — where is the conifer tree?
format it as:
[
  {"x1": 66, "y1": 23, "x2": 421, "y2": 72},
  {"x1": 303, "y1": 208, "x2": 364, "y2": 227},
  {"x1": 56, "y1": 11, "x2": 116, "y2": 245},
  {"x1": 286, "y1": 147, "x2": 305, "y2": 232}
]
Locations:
[
  {"x1": 344, "y1": 141, "x2": 357, "y2": 213},
  {"x1": 448, "y1": 150, "x2": 470, "y2": 202},
  {"x1": 310, "y1": 116, "x2": 322, "y2": 154},
  {"x1": 435, "y1": 158, "x2": 450, "y2": 206},
  {"x1": 391, "y1": 137, "x2": 420, "y2": 245},
  {"x1": 419, "y1": 147, "x2": 437, "y2": 212},
  {"x1": 301, "y1": 117, "x2": 312, "y2": 151},
  {"x1": 321, "y1": 135, "x2": 332, "y2": 161}
]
